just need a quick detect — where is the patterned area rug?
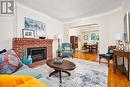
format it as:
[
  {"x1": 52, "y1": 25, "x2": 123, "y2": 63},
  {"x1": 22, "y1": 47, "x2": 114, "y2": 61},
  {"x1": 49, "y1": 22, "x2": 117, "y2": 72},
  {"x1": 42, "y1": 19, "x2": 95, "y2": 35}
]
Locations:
[{"x1": 34, "y1": 58, "x2": 108, "y2": 87}]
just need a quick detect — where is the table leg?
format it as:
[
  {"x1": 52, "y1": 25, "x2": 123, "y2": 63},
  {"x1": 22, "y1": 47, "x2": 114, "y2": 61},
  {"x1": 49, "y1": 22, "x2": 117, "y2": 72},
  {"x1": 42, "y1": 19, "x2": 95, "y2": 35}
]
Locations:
[
  {"x1": 49, "y1": 70, "x2": 71, "y2": 77},
  {"x1": 123, "y1": 56, "x2": 124, "y2": 65},
  {"x1": 115, "y1": 57, "x2": 118, "y2": 68},
  {"x1": 49, "y1": 70, "x2": 58, "y2": 77},
  {"x1": 90, "y1": 46, "x2": 92, "y2": 53},
  {"x1": 113, "y1": 55, "x2": 116, "y2": 74},
  {"x1": 128, "y1": 56, "x2": 129, "y2": 80},
  {"x1": 62, "y1": 71, "x2": 71, "y2": 76}
]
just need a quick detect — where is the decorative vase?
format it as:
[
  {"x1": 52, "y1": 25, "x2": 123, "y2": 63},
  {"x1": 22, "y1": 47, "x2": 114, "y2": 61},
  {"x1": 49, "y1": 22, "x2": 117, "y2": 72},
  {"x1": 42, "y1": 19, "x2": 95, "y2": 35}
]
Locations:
[
  {"x1": 27, "y1": 55, "x2": 32, "y2": 65},
  {"x1": 54, "y1": 57, "x2": 63, "y2": 64},
  {"x1": 22, "y1": 48, "x2": 27, "y2": 65}
]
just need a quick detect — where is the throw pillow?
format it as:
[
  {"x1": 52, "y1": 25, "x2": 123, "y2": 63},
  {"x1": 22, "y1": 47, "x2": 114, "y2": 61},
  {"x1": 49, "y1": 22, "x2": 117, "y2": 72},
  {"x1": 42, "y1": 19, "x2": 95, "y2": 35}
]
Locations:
[
  {"x1": 0, "y1": 50, "x2": 21, "y2": 74},
  {"x1": 64, "y1": 47, "x2": 70, "y2": 51}
]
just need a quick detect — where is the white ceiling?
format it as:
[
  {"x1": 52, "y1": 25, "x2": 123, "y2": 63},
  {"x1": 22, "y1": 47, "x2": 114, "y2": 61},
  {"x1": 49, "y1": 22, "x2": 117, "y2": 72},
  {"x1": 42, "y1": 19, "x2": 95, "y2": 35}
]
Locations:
[{"x1": 16, "y1": 0, "x2": 124, "y2": 22}]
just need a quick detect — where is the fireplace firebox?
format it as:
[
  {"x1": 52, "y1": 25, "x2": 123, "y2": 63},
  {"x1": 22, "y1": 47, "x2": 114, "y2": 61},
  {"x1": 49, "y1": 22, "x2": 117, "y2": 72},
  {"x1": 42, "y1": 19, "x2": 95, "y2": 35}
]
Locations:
[{"x1": 27, "y1": 47, "x2": 47, "y2": 63}]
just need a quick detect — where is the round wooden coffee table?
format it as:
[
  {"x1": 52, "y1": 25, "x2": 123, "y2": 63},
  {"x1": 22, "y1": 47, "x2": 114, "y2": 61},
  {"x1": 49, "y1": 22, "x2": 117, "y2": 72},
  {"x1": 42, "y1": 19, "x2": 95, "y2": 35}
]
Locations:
[{"x1": 47, "y1": 59, "x2": 76, "y2": 83}]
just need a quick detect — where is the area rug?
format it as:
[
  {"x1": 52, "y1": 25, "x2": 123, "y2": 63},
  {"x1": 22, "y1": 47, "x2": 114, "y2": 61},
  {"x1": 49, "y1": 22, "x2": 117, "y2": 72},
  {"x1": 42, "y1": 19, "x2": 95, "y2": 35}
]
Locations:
[{"x1": 34, "y1": 58, "x2": 108, "y2": 87}]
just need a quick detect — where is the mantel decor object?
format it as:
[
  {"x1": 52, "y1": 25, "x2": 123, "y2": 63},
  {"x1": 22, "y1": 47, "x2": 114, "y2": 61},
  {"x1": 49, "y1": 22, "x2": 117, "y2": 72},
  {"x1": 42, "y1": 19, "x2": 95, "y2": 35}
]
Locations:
[
  {"x1": 22, "y1": 29, "x2": 34, "y2": 38},
  {"x1": 54, "y1": 47, "x2": 63, "y2": 64},
  {"x1": 24, "y1": 17, "x2": 46, "y2": 37},
  {"x1": 39, "y1": 37, "x2": 46, "y2": 39},
  {"x1": 22, "y1": 48, "x2": 27, "y2": 65}
]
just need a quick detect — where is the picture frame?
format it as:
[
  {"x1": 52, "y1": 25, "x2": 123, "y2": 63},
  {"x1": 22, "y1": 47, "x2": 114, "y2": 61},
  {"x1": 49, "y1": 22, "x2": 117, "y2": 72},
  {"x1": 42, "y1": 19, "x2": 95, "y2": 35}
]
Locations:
[
  {"x1": 22, "y1": 29, "x2": 35, "y2": 38},
  {"x1": 24, "y1": 17, "x2": 46, "y2": 37}
]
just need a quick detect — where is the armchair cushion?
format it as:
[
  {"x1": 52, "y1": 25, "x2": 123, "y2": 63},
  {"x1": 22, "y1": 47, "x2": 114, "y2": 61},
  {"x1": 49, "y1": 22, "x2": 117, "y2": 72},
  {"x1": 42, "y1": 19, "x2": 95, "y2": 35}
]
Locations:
[
  {"x1": 64, "y1": 47, "x2": 71, "y2": 51},
  {"x1": 62, "y1": 50, "x2": 73, "y2": 55}
]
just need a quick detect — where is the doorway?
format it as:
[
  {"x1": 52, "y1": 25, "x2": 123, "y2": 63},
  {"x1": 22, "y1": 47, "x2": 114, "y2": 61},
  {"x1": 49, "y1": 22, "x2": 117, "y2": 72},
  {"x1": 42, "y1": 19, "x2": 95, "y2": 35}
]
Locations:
[{"x1": 69, "y1": 24, "x2": 100, "y2": 52}]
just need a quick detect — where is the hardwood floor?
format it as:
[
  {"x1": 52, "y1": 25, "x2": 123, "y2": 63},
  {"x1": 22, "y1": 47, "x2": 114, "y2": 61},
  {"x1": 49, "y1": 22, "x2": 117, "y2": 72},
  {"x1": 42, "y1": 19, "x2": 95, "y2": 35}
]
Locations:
[{"x1": 73, "y1": 52, "x2": 130, "y2": 87}]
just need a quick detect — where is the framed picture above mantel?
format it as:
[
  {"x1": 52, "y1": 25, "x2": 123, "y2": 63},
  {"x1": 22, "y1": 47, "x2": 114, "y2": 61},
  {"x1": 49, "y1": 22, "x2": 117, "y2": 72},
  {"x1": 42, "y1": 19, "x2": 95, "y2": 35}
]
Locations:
[
  {"x1": 24, "y1": 17, "x2": 46, "y2": 37},
  {"x1": 22, "y1": 29, "x2": 35, "y2": 38}
]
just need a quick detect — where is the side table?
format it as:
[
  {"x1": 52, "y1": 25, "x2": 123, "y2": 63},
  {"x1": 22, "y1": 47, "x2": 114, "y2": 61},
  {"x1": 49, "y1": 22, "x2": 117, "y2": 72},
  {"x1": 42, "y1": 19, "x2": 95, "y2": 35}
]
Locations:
[{"x1": 113, "y1": 50, "x2": 130, "y2": 80}]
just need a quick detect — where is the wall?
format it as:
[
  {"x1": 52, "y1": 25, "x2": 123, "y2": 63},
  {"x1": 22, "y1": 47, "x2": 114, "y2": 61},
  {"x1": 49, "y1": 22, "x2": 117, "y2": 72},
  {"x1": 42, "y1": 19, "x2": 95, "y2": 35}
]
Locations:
[
  {"x1": 0, "y1": 17, "x2": 16, "y2": 49},
  {"x1": 81, "y1": 30, "x2": 99, "y2": 43},
  {"x1": 64, "y1": 8, "x2": 124, "y2": 53},
  {"x1": 123, "y1": 0, "x2": 130, "y2": 11},
  {"x1": 16, "y1": 3, "x2": 64, "y2": 57}
]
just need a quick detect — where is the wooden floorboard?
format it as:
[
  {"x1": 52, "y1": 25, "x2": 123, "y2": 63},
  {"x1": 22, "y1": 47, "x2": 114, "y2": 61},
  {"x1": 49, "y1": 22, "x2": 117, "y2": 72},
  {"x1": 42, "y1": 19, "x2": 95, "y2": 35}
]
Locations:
[{"x1": 73, "y1": 52, "x2": 130, "y2": 87}]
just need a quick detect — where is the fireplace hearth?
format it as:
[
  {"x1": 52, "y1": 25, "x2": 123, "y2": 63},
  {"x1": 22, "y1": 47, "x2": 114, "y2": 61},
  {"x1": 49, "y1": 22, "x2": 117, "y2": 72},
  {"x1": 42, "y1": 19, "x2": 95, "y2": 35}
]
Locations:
[{"x1": 27, "y1": 47, "x2": 47, "y2": 63}]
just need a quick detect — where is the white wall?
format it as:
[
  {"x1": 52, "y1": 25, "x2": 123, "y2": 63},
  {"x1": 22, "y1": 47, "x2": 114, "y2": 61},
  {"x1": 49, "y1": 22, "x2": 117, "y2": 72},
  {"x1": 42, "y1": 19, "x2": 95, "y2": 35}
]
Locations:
[
  {"x1": 69, "y1": 28, "x2": 79, "y2": 37},
  {"x1": 0, "y1": 17, "x2": 16, "y2": 49},
  {"x1": 16, "y1": 3, "x2": 64, "y2": 57},
  {"x1": 64, "y1": 8, "x2": 124, "y2": 53},
  {"x1": 123, "y1": 0, "x2": 130, "y2": 11}
]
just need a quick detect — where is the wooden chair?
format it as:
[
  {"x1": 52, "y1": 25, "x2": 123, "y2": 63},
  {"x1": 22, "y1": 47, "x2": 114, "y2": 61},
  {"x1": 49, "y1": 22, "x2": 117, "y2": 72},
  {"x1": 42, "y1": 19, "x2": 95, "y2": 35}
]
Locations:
[
  {"x1": 99, "y1": 46, "x2": 116, "y2": 65},
  {"x1": 82, "y1": 43, "x2": 90, "y2": 53},
  {"x1": 91, "y1": 43, "x2": 98, "y2": 53}
]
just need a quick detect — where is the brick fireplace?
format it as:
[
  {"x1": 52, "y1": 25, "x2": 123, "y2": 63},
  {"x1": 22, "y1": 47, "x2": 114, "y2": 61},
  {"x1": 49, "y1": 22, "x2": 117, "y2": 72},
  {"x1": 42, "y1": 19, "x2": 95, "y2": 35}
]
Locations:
[{"x1": 12, "y1": 38, "x2": 53, "y2": 62}]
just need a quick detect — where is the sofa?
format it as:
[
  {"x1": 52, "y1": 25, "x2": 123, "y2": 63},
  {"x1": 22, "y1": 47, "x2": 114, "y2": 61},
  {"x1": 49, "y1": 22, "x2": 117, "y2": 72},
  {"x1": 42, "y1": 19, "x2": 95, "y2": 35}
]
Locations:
[
  {"x1": 13, "y1": 63, "x2": 57, "y2": 87},
  {"x1": 0, "y1": 49, "x2": 56, "y2": 87}
]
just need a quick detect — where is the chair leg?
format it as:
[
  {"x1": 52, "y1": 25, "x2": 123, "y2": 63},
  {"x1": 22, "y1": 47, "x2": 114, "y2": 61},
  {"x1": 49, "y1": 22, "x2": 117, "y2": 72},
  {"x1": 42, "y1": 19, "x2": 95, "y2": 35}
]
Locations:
[{"x1": 99, "y1": 57, "x2": 101, "y2": 64}]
